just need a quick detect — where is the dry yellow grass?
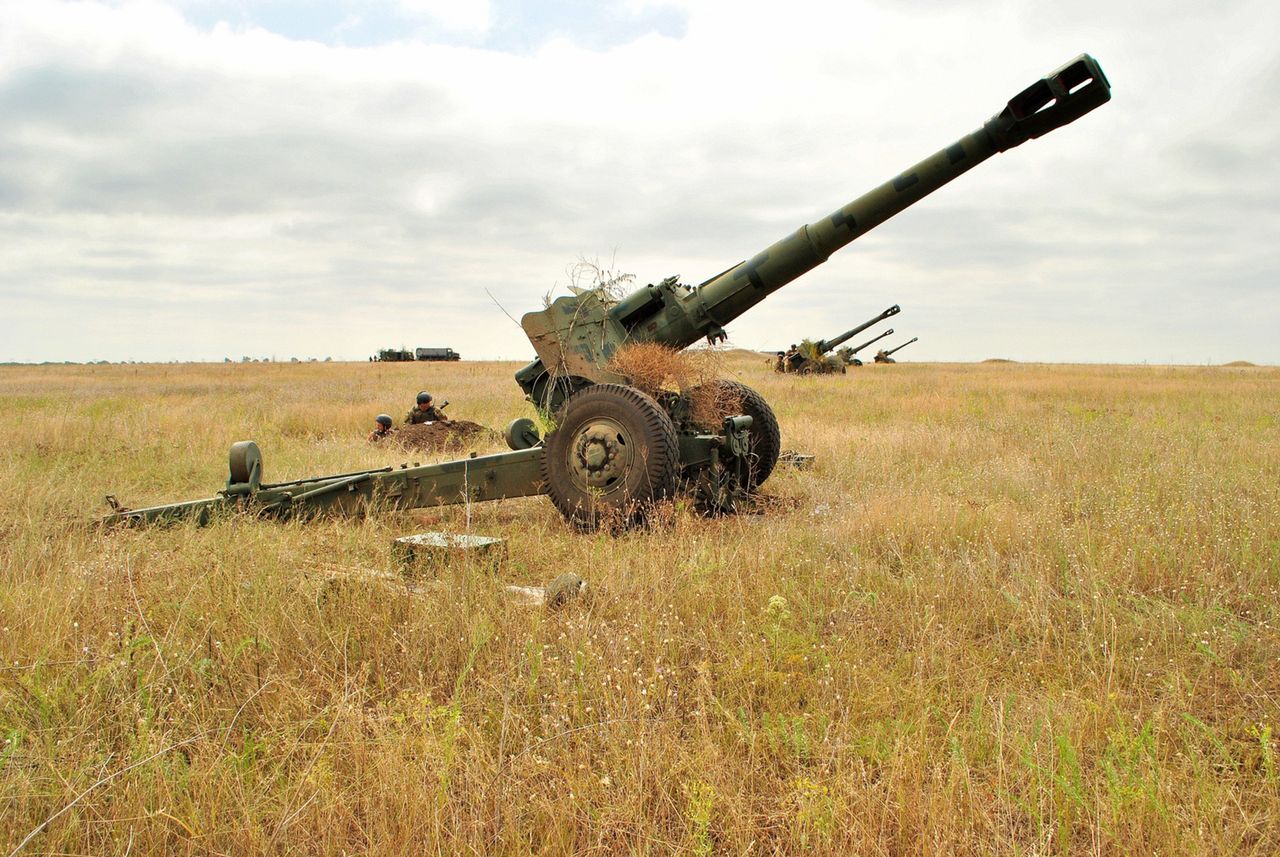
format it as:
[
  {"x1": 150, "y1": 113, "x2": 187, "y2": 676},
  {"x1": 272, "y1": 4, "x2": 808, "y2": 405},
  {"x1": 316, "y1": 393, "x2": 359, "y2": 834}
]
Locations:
[
  {"x1": 607, "y1": 343, "x2": 740, "y2": 428},
  {"x1": 1, "y1": 356, "x2": 1278, "y2": 854}
]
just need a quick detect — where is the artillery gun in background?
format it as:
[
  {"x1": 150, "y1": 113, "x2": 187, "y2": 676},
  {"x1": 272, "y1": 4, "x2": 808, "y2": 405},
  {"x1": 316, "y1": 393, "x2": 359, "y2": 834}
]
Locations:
[
  {"x1": 103, "y1": 54, "x2": 1112, "y2": 530},
  {"x1": 837, "y1": 327, "x2": 897, "y2": 367},
  {"x1": 874, "y1": 337, "x2": 920, "y2": 363},
  {"x1": 776, "y1": 305, "x2": 900, "y2": 374}
]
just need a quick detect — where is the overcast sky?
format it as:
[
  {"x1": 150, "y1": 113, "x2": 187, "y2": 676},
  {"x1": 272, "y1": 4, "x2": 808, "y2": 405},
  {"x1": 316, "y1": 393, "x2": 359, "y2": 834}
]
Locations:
[{"x1": 2, "y1": 0, "x2": 1277, "y2": 364}]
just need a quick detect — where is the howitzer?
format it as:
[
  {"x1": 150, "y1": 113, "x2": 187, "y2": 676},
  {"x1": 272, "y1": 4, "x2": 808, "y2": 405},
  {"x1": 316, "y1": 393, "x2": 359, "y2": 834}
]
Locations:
[
  {"x1": 816, "y1": 305, "x2": 900, "y2": 356},
  {"x1": 837, "y1": 327, "x2": 896, "y2": 366},
  {"x1": 886, "y1": 337, "x2": 919, "y2": 357},
  {"x1": 874, "y1": 336, "x2": 920, "y2": 363},
  {"x1": 104, "y1": 54, "x2": 1111, "y2": 530},
  {"x1": 782, "y1": 305, "x2": 900, "y2": 374}
]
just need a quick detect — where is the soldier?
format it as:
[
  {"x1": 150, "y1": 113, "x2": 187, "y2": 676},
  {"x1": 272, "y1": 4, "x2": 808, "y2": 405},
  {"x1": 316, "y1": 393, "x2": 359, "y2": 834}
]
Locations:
[
  {"x1": 405, "y1": 391, "x2": 449, "y2": 424},
  {"x1": 368, "y1": 414, "x2": 395, "y2": 442},
  {"x1": 782, "y1": 343, "x2": 801, "y2": 372}
]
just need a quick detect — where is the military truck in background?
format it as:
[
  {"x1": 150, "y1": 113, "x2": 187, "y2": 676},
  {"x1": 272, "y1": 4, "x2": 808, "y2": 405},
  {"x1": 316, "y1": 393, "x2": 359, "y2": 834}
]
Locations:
[
  {"x1": 415, "y1": 347, "x2": 462, "y2": 362},
  {"x1": 372, "y1": 348, "x2": 415, "y2": 362},
  {"x1": 370, "y1": 347, "x2": 462, "y2": 362}
]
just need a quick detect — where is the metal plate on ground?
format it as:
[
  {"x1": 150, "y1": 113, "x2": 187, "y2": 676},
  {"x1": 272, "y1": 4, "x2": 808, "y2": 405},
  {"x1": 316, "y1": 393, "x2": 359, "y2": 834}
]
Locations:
[{"x1": 394, "y1": 532, "x2": 506, "y2": 578}]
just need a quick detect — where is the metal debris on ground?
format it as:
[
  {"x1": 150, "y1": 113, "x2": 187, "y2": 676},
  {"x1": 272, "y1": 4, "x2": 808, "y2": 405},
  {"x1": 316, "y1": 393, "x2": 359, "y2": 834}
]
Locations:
[
  {"x1": 504, "y1": 572, "x2": 589, "y2": 610},
  {"x1": 778, "y1": 451, "x2": 815, "y2": 470},
  {"x1": 545, "y1": 573, "x2": 588, "y2": 608},
  {"x1": 395, "y1": 532, "x2": 506, "y2": 579},
  {"x1": 504, "y1": 584, "x2": 546, "y2": 607}
]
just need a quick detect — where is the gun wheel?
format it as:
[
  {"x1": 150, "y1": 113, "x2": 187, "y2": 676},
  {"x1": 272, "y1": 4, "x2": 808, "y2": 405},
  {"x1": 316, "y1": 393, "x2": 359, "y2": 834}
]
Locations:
[
  {"x1": 228, "y1": 441, "x2": 262, "y2": 485},
  {"x1": 543, "y1": 384, "x2": 679, "y2": 529},
  {"x1": 687, "y1": 380, "x2": 781, "y2": 488}
]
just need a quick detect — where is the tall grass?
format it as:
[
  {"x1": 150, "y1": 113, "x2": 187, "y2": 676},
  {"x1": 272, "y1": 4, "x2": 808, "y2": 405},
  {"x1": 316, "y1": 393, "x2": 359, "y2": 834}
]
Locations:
[{"x1": 1, "y1": 357, "x2": 1278, "y2": 854}]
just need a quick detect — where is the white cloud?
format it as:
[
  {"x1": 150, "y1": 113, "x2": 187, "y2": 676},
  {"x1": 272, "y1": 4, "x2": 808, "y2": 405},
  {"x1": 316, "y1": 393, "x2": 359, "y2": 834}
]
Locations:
[
  {"x1": 0, "y1": 0, "x2": 1277, "y2": 364},
  {"x1": 396, "y1": 0, "x2": 492, "y2": 34}
]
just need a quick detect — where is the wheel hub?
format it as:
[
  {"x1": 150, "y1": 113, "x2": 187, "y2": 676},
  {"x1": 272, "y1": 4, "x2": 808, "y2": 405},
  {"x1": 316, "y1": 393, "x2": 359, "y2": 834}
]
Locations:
[{"x1": 568, "y1": 419, "x2": 633, "y2": 490}]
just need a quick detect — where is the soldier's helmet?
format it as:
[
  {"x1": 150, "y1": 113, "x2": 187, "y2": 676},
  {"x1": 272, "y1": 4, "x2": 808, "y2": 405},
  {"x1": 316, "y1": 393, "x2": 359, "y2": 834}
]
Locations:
[
  {"x1": 375, "y1": 414, "x2": 393, "y2": 427},
  {"x1": 416, "y1": 391, "x2": 432, "y2": 405}
]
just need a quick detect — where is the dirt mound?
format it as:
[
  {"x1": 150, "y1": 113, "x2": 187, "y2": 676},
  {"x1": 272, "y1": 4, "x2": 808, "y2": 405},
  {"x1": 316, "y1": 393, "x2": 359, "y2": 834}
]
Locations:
[
  {"x1": 393, "y1": 420, "x2": 497, "y2": 453},
  {"x1": 1223, "y1": 360, "x2": 1257, "y2": 367}
]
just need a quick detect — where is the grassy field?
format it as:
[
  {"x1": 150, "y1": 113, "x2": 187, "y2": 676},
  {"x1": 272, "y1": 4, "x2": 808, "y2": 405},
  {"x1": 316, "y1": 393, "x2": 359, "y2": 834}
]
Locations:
[{"x1": 1, "y1": 355, "x2": 1278, "y2": 855}]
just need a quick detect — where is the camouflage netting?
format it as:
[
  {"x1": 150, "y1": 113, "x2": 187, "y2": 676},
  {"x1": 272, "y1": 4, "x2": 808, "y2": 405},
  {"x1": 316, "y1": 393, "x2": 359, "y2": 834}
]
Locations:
[
  {"x1": 392, "y1": 420, "x2": 498, "y2": 453},
  {"x1": 606, "y1": 343, "x2": 741, "y2": 427}
]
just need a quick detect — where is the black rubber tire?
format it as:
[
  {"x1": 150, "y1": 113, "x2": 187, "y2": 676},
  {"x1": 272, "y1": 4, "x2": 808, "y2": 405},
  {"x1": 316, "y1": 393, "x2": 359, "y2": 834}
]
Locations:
[
  {"x1": 542, "y1": 384, "x2": 680, "y2": 528},
  {"x1": 687, "y1": 380, "x2": 781, "y2": 489}
]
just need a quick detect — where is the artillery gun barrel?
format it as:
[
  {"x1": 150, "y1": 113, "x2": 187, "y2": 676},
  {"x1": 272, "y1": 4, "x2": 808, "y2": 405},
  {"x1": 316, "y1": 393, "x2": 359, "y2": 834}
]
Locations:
[
  {"x1": 815, "y1": 305, "x2": 900, "y2": 354},
  {"x1": 849, "y1": 328, "x2": 895, "y2": 355},
  {"x1": 671, "y1": 55, "x2": 1109, "y2": 349},
  {"x1": 885, "y1": 336, "x2": 919, "y2": 356}
]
